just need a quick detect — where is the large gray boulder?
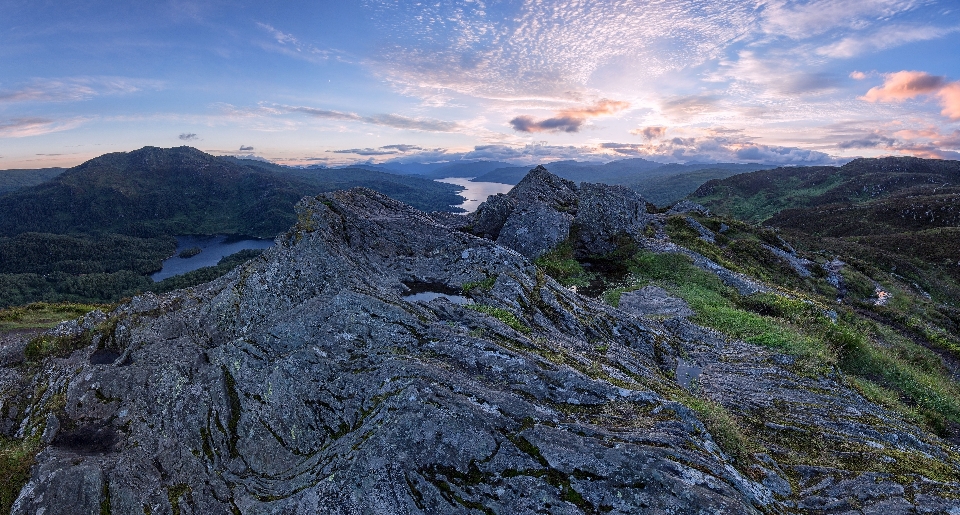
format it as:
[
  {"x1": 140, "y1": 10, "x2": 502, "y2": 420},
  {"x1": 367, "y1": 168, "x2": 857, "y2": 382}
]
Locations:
[{"x1": 574, "y1": 183, "x2": 652, "y2": 256}]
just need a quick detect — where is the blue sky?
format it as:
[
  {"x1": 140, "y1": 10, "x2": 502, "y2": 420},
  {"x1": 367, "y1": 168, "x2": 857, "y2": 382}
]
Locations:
[{"x1": 1, "y1": 0, "x2": 959, "y2": 169}]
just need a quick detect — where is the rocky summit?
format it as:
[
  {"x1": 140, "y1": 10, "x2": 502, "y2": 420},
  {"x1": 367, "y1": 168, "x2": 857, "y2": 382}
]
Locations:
[{"x1": 2, "y1": 168, "x2": 960, "y2": 514}]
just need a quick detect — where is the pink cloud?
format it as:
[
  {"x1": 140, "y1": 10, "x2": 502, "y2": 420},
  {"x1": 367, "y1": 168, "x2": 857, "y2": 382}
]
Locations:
[
  {"x1": 510, "y1": 99, "x2": 629, "y2": 133},
  {"x1": 860, "y1": 70, "x2": 960, "y2": 121},
  {"x1": 938, "y1": 83, "x2": 960, "y2": 120},
  {"x1": 860, "y1": 71, "x2": 946, "y2": 102}
]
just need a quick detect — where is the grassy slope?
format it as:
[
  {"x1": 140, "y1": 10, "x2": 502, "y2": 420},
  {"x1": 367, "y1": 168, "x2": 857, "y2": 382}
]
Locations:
[{"x1": 691, "y1": 156, "x2": 960, "y2": 307}]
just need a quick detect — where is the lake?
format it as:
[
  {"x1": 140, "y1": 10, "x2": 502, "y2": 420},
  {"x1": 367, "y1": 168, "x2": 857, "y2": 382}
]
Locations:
[
  {"x1": 151, "y1": 235, "x2": 275, "y2": 282},
  {"x1": 435, "y1": 177, "x2": 514, "y2": 213}
]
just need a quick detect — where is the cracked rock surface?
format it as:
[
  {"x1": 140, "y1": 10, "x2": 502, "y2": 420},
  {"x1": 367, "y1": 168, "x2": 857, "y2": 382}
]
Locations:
[{"x1": 3, "y1": 170, "x2": 959, "y2": 514}]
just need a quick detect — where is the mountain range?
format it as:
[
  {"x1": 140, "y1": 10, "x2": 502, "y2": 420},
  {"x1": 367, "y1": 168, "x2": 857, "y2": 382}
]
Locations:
[{"x1": 2, "y1": 164, "x2": 960, "y2": 514}]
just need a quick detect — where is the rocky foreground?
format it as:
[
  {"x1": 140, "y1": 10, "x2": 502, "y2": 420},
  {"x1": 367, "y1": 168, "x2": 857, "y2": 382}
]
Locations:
[{"x1": 2, "y1": 169, "x2": 959, "y2": 514}]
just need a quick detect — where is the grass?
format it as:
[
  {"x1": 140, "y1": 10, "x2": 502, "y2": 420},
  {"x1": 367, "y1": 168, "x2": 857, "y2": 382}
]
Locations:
[
  {"x1": 466, "y1": 304, "x2": 531, "y2": 334},
  {"x1": 605, "y1": 249, "x2": 960, "y2": 434},
  {"x1": 533, "y1": 242, "x2": 592, "y2": 288},
  {"x1": 0, "y1": 436, "x2": 41, "y2": 514},
  {"x1": 0, "y1": 302, "x2": 104, "y2": 332}
]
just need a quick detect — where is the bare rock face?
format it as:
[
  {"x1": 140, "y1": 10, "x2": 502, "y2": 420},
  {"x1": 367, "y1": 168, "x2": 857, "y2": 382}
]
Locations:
[
  {"x1": 471, "y1": 166, "x2": 653, "y2": 259},
  {"x1": 574, "y1": 183, "x2": 652, "y2": 256},
  {"x1": 5, "y1": 188, "x2": 772, "y2": 515},
  {"x1": 4, "y1": 185, "x2": 959, "y2": 515}
]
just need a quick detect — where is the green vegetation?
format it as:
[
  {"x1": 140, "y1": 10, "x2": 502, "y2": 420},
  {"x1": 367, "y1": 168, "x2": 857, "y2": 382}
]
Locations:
[
  {"x1": 466, "y1": 304, "x2": 531, "y2": 334},
  {"x1": 461, "y1": 275, "x2": 497, "y2": 293},
  {"x1": 151, "y1": 249, "x2": 265, "y2": 294},
  {"x1": 533, "y1": 242, "x2": 592, "y2": 287},
  {"x1": 0, "y1": 436, "x2": 41, "y2": 514},
  {"x1": 0, "y1": 167, "x2": 64, "y2": 195},
  {"x1": 0, "y1": 302, "x2": 104, "y2": 331},
  {"x1": 602, "y1": 246, "x2": 960, "y2": 435},
  {"x1": 0, "y1": 146, "x2": 467, "y2": 308}
]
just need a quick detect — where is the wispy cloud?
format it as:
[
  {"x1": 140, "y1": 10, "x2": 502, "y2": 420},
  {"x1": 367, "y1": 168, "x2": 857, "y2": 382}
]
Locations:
[
  {"x1": 179, "y1": 133, "x2": 198, "y2": 141},
  {"x1": 817, "y1": 24, "x2": 957, "y2": 58},
  {"x1": 0, "y1": 117, "x2": 84, "y2": 138},
  {"x1": 279, "y1": 104, "x2": 464, "y2": 132},
  {"x1": 239, "y1": 145, "x2": 254, "y2": 151},
  {"x1": 0, "y1": 77, "x2": 162, "y2": 103},
  {"x1": 255, "y1": 23, "x2": 346, "y2": 64},
  {"x1": 510, "y1": 99, "x2": 629, "y2": 133},
  {"x1": 369, "y1": 0, "x2": 761, "y2": 99},
  {"x1": 762, "y1": 0, "x2": 921, "y2": 39}
]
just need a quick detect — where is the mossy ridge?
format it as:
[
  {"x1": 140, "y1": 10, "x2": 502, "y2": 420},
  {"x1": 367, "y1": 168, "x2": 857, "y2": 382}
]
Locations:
[
  {"x1": 603, "y1": 248, "x2": 960, "y2": 435},
  {"x1": 466, "y1": 304, "x2": 531, "y2": 334},
  {"x1": 0, "y1": 301, "x2": 105, "y2": 332},
  {"x1": 0, "y1": 436, "x2": 42, "y2": 514}
]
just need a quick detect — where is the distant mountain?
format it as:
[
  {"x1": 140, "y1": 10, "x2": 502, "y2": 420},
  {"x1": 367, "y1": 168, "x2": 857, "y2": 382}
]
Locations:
[
  {"x1": 0, "y1": 167, "x2": 65, "y2": 195},
  {"x1": 0, "y1": 146, "x2": 465, "y2": 239},
  {"x1": 419, "y1": 160, "x2": 515, "y2": 179},
  {"x1": 691, "y1": 156, "x2": 960, "y2": 303},
  {"x1": 473, "y1": 159, "x2": 774, "y2": 206}
]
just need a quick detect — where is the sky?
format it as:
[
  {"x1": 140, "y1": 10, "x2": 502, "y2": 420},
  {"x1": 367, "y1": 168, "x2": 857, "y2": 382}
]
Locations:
[{"x1": 1, "y1": 0, "x2": 959, "y2": 169}]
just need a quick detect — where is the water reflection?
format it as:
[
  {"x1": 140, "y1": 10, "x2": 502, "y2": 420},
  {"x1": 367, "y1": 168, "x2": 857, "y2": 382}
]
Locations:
[
  {"x1": 435, "y1": 177, "x2": 514, "y2": 213},
  {"x1": 151, "y1": 235, "x2": 274, "y2": 282}
]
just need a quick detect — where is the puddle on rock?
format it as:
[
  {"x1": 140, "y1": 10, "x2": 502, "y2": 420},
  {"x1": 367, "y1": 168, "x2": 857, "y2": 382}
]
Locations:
[
  {"x1": 401, "y1": 280, "x2": 473, "y2": 305},
  {"x1": 676, "y1": 358, "x2": 703, "y2": 389},
  {"x1": 402, "y1": 291, "x2": 473, "y2": 304}
]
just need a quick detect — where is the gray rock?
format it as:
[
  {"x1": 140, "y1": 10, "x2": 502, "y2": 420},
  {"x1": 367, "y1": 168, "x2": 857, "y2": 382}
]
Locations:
[
  {"x1": 668, "y1": 200, "x2": 712, "y2": 216},
  {"x1": 684, "y1": 216, "x2": 716, "y2": 244},
  {"x1": 618, "y1": 286, "x2": 694, "y2": 318},
  {"x1": 497, "y1": 201, "x2": 573, "y2": 259},
  {"x1": 574, "y1": 183, "x2": 653, "y2": 255},
  {"x1": 4, "y1": 184, "x2": 960, "y2": 515},
  {"x1": 5, "y1": 188, "x2": 773, "y2": 515}
]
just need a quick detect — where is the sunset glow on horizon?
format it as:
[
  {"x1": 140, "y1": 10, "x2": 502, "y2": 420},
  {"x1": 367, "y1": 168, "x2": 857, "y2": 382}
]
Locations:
[{"x1": 2, "y1": 0, "x2": 959, "y2": 169}]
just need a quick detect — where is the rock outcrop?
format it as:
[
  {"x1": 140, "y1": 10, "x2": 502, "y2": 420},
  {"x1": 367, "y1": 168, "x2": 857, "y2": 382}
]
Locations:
[
  {"x1": 469, "y1": 166, "x2": 652, "y2": 259},
  {"x1": 2, "y1": 168, "x2": 959, "y2": 515}
]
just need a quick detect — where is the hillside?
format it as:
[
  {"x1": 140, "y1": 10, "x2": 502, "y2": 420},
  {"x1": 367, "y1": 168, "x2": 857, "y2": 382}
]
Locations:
[
  {"x1": 0, "y1": 147, "x2": 464, "y2": 308},
  {"x1": 691, "y1": 156, "x2": 960, "y2": 305},
  {"x1": 475, "y1": 160, "x2": 774, "y2": 206},
  {"x1": 0, "y1": 147, "x2": 463, "y2": 239},
  {"x1": 0, "y1": 168, "x2": 65, "y2": 195},
  {"x1": 2, "y1": 169, "x2": 959, "y2": 513}
]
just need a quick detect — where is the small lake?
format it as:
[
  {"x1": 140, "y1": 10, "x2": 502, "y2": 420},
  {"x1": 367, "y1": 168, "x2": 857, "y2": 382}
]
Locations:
[
  {"x1": 435, "y1": 177, "x2": 514, "y2": 213},
  {"x1": 151, "y1": 235, "x2": 274, "y2": 282}
]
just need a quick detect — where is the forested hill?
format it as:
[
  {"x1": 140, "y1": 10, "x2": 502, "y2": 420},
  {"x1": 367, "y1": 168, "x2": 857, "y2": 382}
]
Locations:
[
  {"x1": 691, "y1": 156, "x2": 960, "y2": 224},
  {"x1": 0, "y1": 146, "x2": 464, "y2": 239},
  {"x1": 690, "y1": 156, "x2": 960, "y2": 304}
]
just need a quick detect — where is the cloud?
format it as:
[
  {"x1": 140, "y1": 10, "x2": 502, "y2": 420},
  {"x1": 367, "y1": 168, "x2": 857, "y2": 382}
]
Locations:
[
  {"x1": 938, "y1": 83, "x2": 960, "y2": 120},
  {"x1": 850, "y1": 71, "x2": 868, "y2": 80},
  {"x1": 255, "y1": 23, "x2": 340, "y2": 64},
  {"x1": 0, "y1": 77, "x2": 162, "y2": 103},
  {"x1": 179, "y1": 133, "x2": 198, "y2": 141},
  {"x1": 380, "y1": 144, "x2": 423, "y2": 152},
  {"x1": 762, "y1": 0, "x2": 920, "y2": 39},
  {"x1": 660, "y1": 95, "x2": 719, "y2": 120},
  {"x1": 859, "y1": 70, "x2": 960, "y2": 120},
  {"x1": 816, "y1": 24, "x2": 956, "y2": 59},
  {"x1": 280, "y1": 105, "x2": 463, "y2": 132},
  {"x1": 510, "y1": 99, "x2": 629, "y2": 133},
  {"x1": 369, "y1": 0, "x2": 761, "y2": 99},
  {"x1": 329, "y1": 144, "x2": 427, "y2": 156},
  {"x1": 860, "y1": 71, "x2": 946, "y2": 102},
  {"x1": 599, "y1": 136, "x2": 841, "y2": 165},
  {"x1": 239, "y1": 145, "x2": 254, "y2": 151},
  {"x1": 330, "y1": 148, "x2": 400, "y2": 156},
  {"x1": 630, "y1": 126, "x2": 667, "y2": 140},
  {"x1": 837, "y1": 132, "x2": 899, "y2": 149},
  {"x1": 0, "y1": 117, "x2": 84, "y2": 138}
]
